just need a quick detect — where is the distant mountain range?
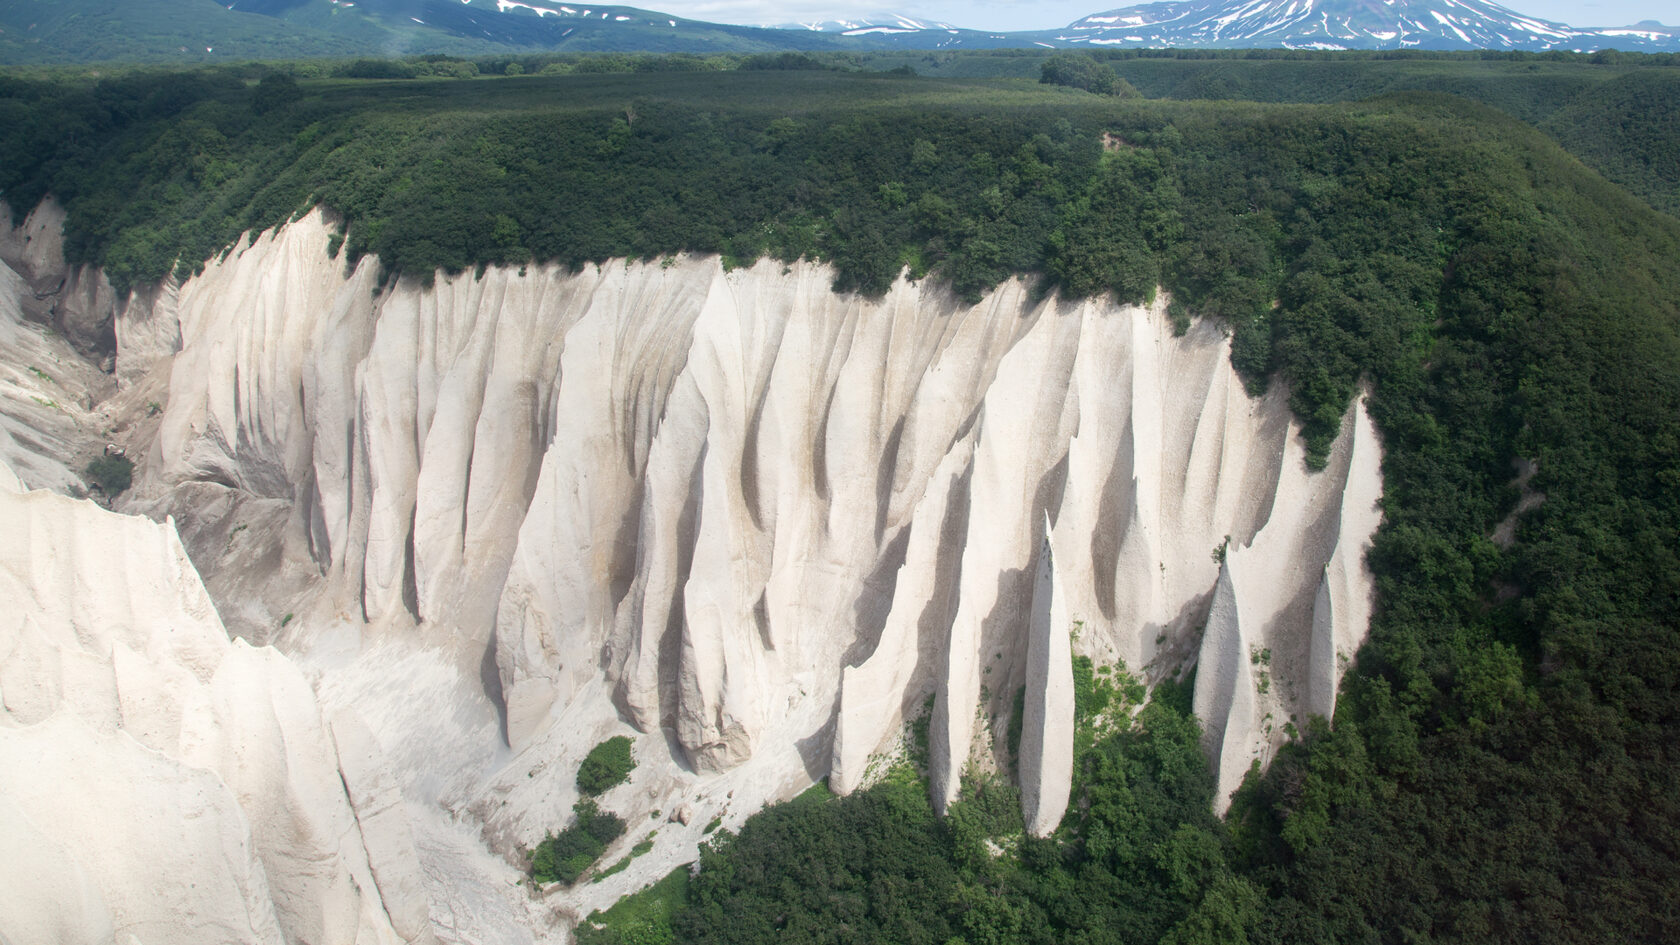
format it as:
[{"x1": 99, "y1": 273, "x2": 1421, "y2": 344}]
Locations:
[
  {"x1": 1063, "y1": 0, "x2": 1680, "y2": 51},
  {"x1": 0, "y1": 0, "x2": 1674, "y2": 63}
]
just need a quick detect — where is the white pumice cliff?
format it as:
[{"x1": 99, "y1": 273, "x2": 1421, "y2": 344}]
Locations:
[
  {"x1": 0, "y1": 459, "x2": 425, "y2": 945},
  {"x1": 0, "y1": 203, "x2": 1382, "y2": 942}
]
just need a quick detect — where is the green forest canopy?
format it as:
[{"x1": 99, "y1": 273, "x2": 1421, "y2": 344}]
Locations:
[{"x1": 3, "y1": 51, "x2": 1679, "y2": 944}]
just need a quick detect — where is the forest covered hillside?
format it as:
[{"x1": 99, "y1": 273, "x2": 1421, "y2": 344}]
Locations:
[{"x1": 3, "y1": 51, "x2": 1679, "y2": 944}]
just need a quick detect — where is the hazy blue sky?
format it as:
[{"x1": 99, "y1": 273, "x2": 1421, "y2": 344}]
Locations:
[{"x1": 655, "y1": 0, "x2": 1673, "y2": 31}]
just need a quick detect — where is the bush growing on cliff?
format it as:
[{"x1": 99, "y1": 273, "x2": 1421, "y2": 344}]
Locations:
[
  {"x1": 84, "y1": 454, "x2": 132, "y2": 495},
  {"x1": 578, "y1": 736, "x2": 637, "y2": 796},
  {"x1": 531, "y1": 799, "x2": 626, "y2": 885}
]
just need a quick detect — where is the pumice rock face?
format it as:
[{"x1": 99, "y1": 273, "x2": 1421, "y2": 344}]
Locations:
[
  {"x1": 0, "y1": 461, "x2": 415, "y2": 945},
  {"x1": 1018, "y1": 516, "x2": 1076, "y2": 836},
  {"x1": 0, "y1": 208, "x2": 1382, "y2": 939},
  {"x1": 135, "y1": 213, "x2": 1378, "y2": 813}
]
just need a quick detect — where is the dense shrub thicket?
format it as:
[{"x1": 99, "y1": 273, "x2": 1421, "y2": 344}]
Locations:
[
  {"x1": 4, "y1": 55, "x2": 1679, "y2": 943},
  {"x1": 578, "y1": 736, "x2": 637, "y2": 795},
  {"x1": 531, "y1": 800, "x2": 627, "y2": 886},
  {"x1": 576, "y1": 670, "x2": 1247, "y2": 945},
  {"x1": 83, "y1": 454, "x2": 133, "y2": 494}
]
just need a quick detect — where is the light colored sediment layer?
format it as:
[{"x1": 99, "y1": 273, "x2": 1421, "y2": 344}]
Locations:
[
  {"x1": 0, "y1": 714, "x2": 287, "y2": 945},
  {"x1": 141, "y1": 210, "x2": 1382, "y2": 829},
  {"x1": 1, "y1": 206, "x2": 1384, "y2": 934}
]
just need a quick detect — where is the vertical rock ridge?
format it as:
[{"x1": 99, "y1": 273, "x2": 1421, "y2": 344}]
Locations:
[
  {"x1": 1189, "y1": 395, "x2": 1381, "y2": 810},
  {"x1": 1308, "y1": 399, "x2": 1384, "y2": 721},
  {"x1": 1019, "y1": 514, "x2": 1075, "y2": 836},
  {"x1": 931, "y1": 293, "x2": 1088, "y2": 810},
  {"x1": 830, "y1": 435, "x2": 974, "y2": 792},
  {"x1": 1192, "y1": 560, "x2": 1257, "y2": 806}
]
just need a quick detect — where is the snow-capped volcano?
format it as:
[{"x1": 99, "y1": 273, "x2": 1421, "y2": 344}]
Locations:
[
  {"x1": 774, "y1": 13, "x2": 957, "y2": 34},
  {"x1": 1062, "y1": 0, "x2": 1679, "y2": 50}
]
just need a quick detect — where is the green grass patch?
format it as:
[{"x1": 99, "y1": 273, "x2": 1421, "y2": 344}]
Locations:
[
  {"x1": 590, "y1": 855, "x2": 632, "y2": 883},
  {"x1": 575, "y1": 866, "x2": 690, "y2": 945},
  {"x1": 793, "y1": 780, "x2": 833, "y2": 804}
]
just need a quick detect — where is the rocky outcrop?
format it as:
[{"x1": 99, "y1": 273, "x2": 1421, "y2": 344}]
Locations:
[
  {"x1": 1018, "y1": 518, "x2": 1075, "y2": 836},
  {"x1": 0, "y1": 460, "x2": 415, "y2": 945},
  {"x1": 0, "y1": 199, "x2": 121, "y2": 357},
  {"x1": 1, "y1": 204, "x2": 1384, "y2": 934},
  {"x1": 0, "y1": 714, "x2": 288, "y2": 945},
  {"x1": 823, "y1": 285, "x2": 1380, "y2": 815},
  {"x1": 1191, "y1": 401, "x2": 1383, "y2": 810},
  {"x1": 0, "y1": 249, "x2": 112, "y2": 494}
]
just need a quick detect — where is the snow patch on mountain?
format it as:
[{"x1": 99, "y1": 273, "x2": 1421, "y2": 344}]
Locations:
[
  {"x1": 1063, "y1": 0, "x2": 1680, "y2": 50},
  {"x1": 776, "y1": 12, "x2": 955, "y2": 31}
]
